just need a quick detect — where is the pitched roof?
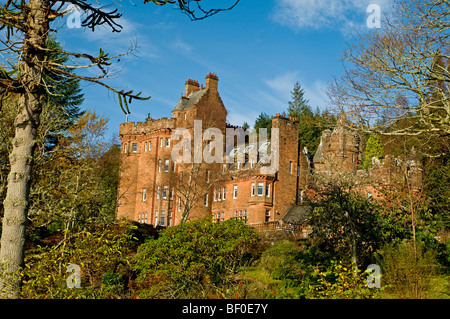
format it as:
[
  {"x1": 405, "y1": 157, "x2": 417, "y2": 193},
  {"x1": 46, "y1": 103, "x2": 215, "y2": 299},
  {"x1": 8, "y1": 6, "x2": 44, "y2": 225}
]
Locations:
[
  {"x1": 313, "y1": 139, "x2": 324, "y2": 163},
  {"x1": 173, "y1": 88, "x2": 207, "y2": 111},
  {"x1": 280, "y1": 205, "x2": 312, "y2": 224}
]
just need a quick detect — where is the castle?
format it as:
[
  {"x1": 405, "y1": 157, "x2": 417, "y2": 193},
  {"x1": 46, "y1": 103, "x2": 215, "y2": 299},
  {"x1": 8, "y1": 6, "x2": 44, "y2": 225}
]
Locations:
[{"x1": 117, "y1": 73, "x2": 423, "y2": 233}]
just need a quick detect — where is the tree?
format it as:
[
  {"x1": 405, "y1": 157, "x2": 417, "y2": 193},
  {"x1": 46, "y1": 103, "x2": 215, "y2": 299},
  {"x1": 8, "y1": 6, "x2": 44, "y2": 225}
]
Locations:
[
  {"x1": 308, "y1": 183, "x2": 382, "y2": 271},
  {"x1": 328, "y1": 0, "x2": 450, "y2": 138},
  {"x1": 287, "y1": 81, "x2": 310, "y2": 120},
  {"x1": 362, "y1": 134, "x2": 384, "y2": 169},
  {"x1": 253, "y1": 112, "x2": 272, "y2": 135},
  {"x1": 0, "y1": 0, "x2": 240, "y2": 297},
  {"x1": 286, "y1": 82, "x2": 336, "y2": 155}
]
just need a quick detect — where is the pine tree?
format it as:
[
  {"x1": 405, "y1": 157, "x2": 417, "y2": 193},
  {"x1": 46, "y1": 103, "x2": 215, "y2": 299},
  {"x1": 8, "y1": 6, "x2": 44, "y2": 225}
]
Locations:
[
  {"x1": 362, "y1": 134, "x2": 384, "y2": 169},
  {"x1": 287, "y1": 81, "x2": 310, "y2": 120}
]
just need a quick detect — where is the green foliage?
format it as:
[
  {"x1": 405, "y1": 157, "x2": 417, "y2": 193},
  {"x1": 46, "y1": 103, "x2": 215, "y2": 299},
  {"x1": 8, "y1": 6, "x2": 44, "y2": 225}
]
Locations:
[
  {"x1": 253, "y1": 112, "x2": 272, "y2": 136},
  {"x1": 259, "y1": 240, "x2": 302, "y2": 282},
  {"x1": 20, "y1": 222, "x2": 136, "y2": 298},
  {"x1": 308, "y1": 185, "x2": 382, "y2": 266},
  {"x1": 379, "y1": 240, "x2": 439, "y2": 299},
  {"x1": 287, "y1": 81, "x2": 310, "y2": 120},
  {"x1": 286, "y1": 82, "x2": 336, "y2": 155},
  {"x1": 362, "y1": 134, "x2": 384, "y2": 169},
  {"x1": 308, "y1": 260, "x2": 383, "y2": 299},
  {"x1": 133, "y1": 218, "x2": 260, "y2": 298}
]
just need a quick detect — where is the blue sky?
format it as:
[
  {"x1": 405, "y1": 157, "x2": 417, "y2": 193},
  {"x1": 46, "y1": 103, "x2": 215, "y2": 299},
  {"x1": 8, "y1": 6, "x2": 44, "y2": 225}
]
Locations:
[{"x1": 56, "y1": 0, "x2": 391, "y2": 140}]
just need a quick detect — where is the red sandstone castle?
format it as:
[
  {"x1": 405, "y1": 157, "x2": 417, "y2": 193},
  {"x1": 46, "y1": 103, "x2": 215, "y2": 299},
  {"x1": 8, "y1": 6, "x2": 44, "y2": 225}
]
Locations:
[{"x1": 117, "y1": 73, "x2": 423, "y2": 231}]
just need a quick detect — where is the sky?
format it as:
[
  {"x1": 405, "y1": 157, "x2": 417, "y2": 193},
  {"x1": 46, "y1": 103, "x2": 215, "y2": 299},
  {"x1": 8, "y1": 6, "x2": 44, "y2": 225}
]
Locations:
[{"x1": 55, "y1": 0, "x2": 392, "y2": 141}]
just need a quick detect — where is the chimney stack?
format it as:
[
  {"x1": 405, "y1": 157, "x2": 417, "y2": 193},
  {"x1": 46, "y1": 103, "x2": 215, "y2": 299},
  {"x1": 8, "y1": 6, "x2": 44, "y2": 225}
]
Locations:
[
  {"x1": 205, "y1": 72, "x2": 218, "y2": 92},
  {"x1": 185, "y1": 78, "x2": 200, "y2": 97}
]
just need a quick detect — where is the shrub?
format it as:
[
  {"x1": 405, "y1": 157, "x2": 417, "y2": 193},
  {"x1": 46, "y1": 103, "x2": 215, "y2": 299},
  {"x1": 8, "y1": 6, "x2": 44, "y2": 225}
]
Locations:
[{"x1": 132, "y1": 218, "x2": 260, "y2": 298}]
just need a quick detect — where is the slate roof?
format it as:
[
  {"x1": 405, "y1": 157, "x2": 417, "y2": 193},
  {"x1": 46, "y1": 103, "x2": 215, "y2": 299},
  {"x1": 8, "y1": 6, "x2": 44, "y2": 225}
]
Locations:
[
  {"x1": 280, "y1": 205, "x2": 312, "y2": 224},
  {"x1": 313, "y1": 139, "x2": 324, "y2": 163},
  {"x1": 173, "y1": 88, "x2": 207, "y2": 111}
]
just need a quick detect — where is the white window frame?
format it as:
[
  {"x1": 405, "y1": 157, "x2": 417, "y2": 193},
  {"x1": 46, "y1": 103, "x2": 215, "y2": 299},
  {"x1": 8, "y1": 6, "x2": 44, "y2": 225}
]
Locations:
[
  {"x1": 166, "y1": 137, "x2": 170, "y2": 147},
  {"x1": 233, "y1": 185, "x2": 238, "y2": 199},
  {"x1": 251, "y1": 183, "x2": 255, "y2": 196},
  {"x1": 257, "y1": 182, "x2": 264, "y2": 196},
  {"x1": 266, "y1": 183, "x2": 270, "y2": 197},
  {"x1": 162, "y1": 186, "x2": 168, "y2": 199},
  {"x1": 132, "y1": 143, "x2": 138, "y2": 153},
  {"x1": 142, "y1": 188, "x2": 147, "y2": 201}
]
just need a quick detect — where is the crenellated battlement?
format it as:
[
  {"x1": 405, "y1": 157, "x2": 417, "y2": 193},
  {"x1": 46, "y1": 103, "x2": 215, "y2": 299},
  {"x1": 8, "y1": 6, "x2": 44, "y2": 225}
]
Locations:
[{"x1": 119, "y1": 117, "x2": 176, "y2": 136}]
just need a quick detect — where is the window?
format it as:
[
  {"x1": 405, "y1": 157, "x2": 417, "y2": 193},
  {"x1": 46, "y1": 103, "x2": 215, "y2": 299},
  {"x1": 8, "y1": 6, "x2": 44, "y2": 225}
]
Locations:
[
  {"x1": 155, "y1": 211, "x2": 158, "y2": 226},
  {"x1": 157, "y1": 186, "x2": 160, "y2": 199},
  {"x1": 266, "y1": 183, "x2": 270, "y2": 197},
  {"x1": 158, "y1": 159, "x2": 162, "y2": 172},
  {"x1": 178, "y1": 112, "x2": 181, "y2": 118},
  {"x1": 138, "y1": 213, "x2": 141, "y2": 223},
  {"x1": 148, "y1": 141, "x2": 151, "y2": 150},
  {"x1": 251, "y1": 183, "x2": 255, "y2": 196},
  {"x1": 160, "y1": 210, "x2": 166, "y2": 226},
  {"x1": 233, "y1": 185, "x2": 238, "y2": 199},
  {"x1": 177, "y1": 197, "x2": 181, "y2": 211},
  {"x1": 162, "y1": 186, "x2": 167, "y2": 199},
  {"x1": 142, "y1": 188, "x2": 147, "y2": 201},
  {"x1": 184, "y1": 113, "x2": 187, "y2": 120},
  {"x1": 160, "y1": 138, "x2": 163, "y2": 147},
  {"x1": 298, "y1": 190, "x2": 304, "y2": 203},
  {"x1": 218, "y1": 188, "x2": 221, "y2": 201},
  {"x1": 234, "y1": 211, "x2": 238, "y2": 217},
  {"x1": 289, "y1": 161, "x2": 293, "y2": 174},
  {"x1": 250, "y1": 158, "x2": 255, "y2": 168},
  {"x1": 132, "y1": 143, "x2": 137, "y2": 153},
  {"x1": 144, "y1": 212, "x2": 148, "y2": 224},
  {"x1": 214, "y1": 189, "x2": 217, "y2": 201},
  {"x1": 221, "y1": 212, "x2": 224, "y2": 221},
  {"x1": 144, "y1": 142, "x2": 147, "y2": 152},
  {"x1": 171, "y1": 187, "x2": 174, "y2": 200},
  {"x1": 164, "y1": 159, "x2": 169, "y2": 172},
  {"x1": 244, "y1": 210, "x2": 247, "y2": 217},
  {"x1": 265, "y1": 210, "x2": 270, "y2": 222},
  {"x1": 124, "y1": 143, "x2": 127, "y2": 153},
  {"x1": 257, "y1": 182, "x2": 264, "y2": 196},
  {"x1": 166, "y1": 137, "x2": 170, "y2": 147},
  {"x1": 204, "y1": 193, "x2": 208, "y2": 207},
  {"x1": 206, "y1": 170, "x2": 210, "y2": 182},
  {"x1": 222, "y1": 188, "x2": 226, "y2": 200}
]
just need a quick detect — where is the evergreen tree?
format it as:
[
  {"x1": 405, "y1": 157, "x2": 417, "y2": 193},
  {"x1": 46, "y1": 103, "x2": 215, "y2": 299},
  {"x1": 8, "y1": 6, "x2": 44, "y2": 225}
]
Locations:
[
  {"x1": 253, "y1": 112, "x2": 272, "y2": 135},
  {"x1": 362, "y1": 134, "x2": 384, "y2": 169},
  {"x1": 287, "y1": 81, "x2": 310, "y2": 119}
]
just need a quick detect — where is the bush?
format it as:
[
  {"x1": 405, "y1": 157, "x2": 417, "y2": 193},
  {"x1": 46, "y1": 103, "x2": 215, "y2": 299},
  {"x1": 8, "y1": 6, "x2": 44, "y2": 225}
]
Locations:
[
  {"x1": 380, "y1": 240, "x2": 438, "y2": 298},
  {"x1": 132, "y1": 218, "x2": 260, "y2": 298},
  {"x1": 260, "y1": 240, "x2": 303, "y2": 282},
  {"x1": 20, "y1": 222, "x2": 135, "y2": 298}
]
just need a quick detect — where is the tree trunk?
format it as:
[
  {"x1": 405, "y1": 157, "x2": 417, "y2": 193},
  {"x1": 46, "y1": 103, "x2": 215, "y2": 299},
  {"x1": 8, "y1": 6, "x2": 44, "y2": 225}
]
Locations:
[{"x1": 0, "y1": 0, "x2": 48, "y2": 298}]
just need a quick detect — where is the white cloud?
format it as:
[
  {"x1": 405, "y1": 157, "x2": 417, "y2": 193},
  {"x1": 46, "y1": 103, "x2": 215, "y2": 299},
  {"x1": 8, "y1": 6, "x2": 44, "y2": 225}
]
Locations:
[
  {"x1": 271, "y1": 0, "x2": 392, "y2": 33},
  {"x1": 170, "y1": 38, "x2": 193, "y2": 54}
]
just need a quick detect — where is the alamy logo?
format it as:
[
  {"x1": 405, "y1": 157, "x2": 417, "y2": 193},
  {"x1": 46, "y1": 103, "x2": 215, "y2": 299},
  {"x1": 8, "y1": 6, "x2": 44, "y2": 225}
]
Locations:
[
  {"x1": 66, "y1": 264, "x2": 81, "y2": 288},
  {"x1": 366, "y1": 4, "x2": 381, "y2": 29},
  {"x1": 171, "y1": 120, "x2": 279, "y2": 173},
  {"x1": 366, "y1": 264, "x2": 381, "y2": 288},
  {"x1": 66, "y1": 4, "x2": 81, "y2": 29}
]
